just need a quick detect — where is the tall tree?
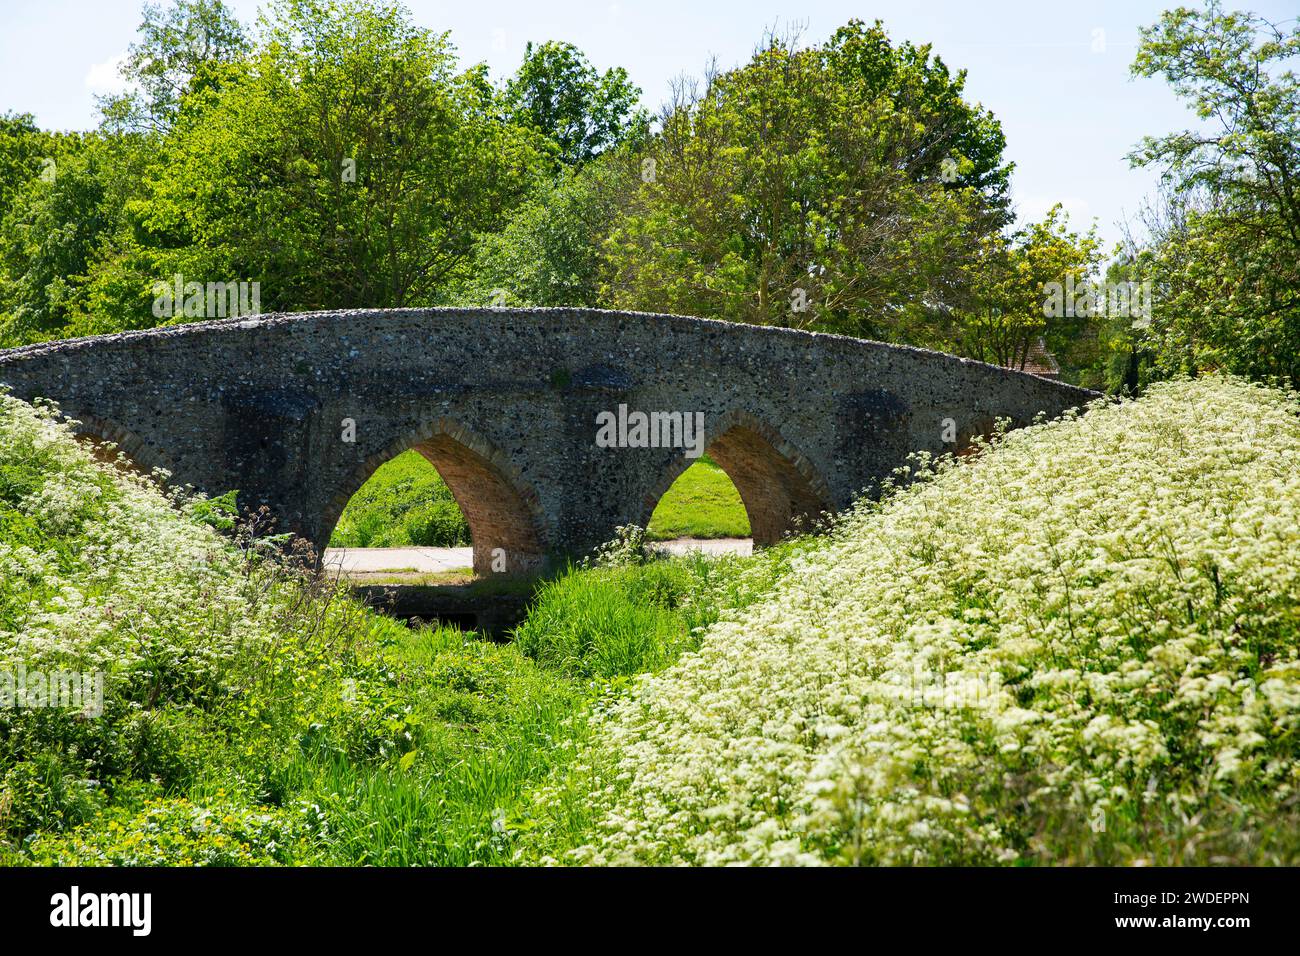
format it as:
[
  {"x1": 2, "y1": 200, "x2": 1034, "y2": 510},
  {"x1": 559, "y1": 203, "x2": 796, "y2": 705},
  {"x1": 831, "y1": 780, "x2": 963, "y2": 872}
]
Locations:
[
  {"x1": 504, "y1": 41, "x2": 647, "y2": 169},
  {"x1": 101, "y1": 0, "x2": 250, "y2": 133},
  {"x1": 457, "y1": 151, "x2": 639, "y2": 307},
  {"x1": 823, "y1": 19, "x2": 1011, "y2": 217},
  {"x1": 128, "y1": 0, "x2": 549, "y2": 315},
  {"x1": 1128, "y1": 1, "x2": 1300, "y2": 382},
  {"x1": 950, "y1": 205, "x2": 1102, "y2": 371},
  {"x1": 602, "y1": 25, "x2": 1006, "y2": 338}
]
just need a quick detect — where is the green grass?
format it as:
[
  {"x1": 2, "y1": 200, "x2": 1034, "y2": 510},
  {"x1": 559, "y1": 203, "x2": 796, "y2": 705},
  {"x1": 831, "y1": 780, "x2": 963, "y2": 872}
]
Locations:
[
  {"x1": 284, "y1": 548, "x2": 797, "y2": 866},
  {"x1": 331, "y1": 450, "x2": 752, "y2": 550},
  {"x1": 13, "y1": 618, "x2": 591, "y2": 866},
  {"x1": 329, "y1": 450, "x2": 469, "y2": 548},
  {"x1": 279, "y1": 626, "x2": 588, "y2": 866},
  {"x1": 646, "y1": 455, "x2": 750, "y2": 540}
]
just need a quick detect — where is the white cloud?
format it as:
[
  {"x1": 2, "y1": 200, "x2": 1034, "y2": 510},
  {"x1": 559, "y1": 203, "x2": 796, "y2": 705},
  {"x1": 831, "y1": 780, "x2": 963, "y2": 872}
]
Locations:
[{"x1": 84, "y1": 52, "x2": 129, "y2": 96}]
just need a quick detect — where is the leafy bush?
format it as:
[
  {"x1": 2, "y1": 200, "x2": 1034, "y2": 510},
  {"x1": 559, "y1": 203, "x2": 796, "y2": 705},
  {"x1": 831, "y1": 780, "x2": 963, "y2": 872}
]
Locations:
[
  {"x1": 402, "y1": 499, "x2": 468, "y2": 550},
  {"x1": 12, "y1": 798, "x2": 323, "y2": 866},
  {"x1": 0, "y1": 754, "x2": 106, "y2": 837}
]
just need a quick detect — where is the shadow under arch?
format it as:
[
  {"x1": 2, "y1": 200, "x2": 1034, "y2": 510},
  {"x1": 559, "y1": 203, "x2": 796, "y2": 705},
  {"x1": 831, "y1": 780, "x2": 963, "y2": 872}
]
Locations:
[
  {"x1": 323, "y1": 418, "x2": 547, "y2": 576},
  {"x1": 642, "y1": 410, "x2": 833, "y2": 546},
  {"x1": 68, "y1": 413, "x2": 169, "y2": 481}
]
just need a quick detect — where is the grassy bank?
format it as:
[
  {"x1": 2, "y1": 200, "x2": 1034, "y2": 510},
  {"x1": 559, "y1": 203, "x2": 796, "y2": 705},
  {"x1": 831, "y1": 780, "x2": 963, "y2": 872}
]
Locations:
[
  {"x1": 328, "y1": 450, "x2": 469, "y2": 549},
  {"x1": 519, "y1": 377, "x2": 1300, "y2": 866},
  {"x1": 0, "y1": 395, "x2": 789, "y2": 864},
  {"x1": 646, "y1": 456, "x2": 750, "y2": 540}
]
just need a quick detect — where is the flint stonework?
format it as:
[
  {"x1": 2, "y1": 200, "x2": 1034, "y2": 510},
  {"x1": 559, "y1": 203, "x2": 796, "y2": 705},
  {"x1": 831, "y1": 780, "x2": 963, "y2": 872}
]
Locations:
[{"x1": 0, "y1": 308, "x2": 1097, "y2": 573}]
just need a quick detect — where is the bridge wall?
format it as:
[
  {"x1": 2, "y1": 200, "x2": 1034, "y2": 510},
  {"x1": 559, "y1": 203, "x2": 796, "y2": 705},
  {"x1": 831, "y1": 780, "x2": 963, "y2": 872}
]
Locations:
[{"x1": 0, "y1": 308, "x2": 1097, "y2": 572}]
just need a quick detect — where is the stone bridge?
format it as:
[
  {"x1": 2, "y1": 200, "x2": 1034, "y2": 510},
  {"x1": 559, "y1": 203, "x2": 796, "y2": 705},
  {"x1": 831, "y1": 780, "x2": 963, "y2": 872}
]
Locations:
[{"x1": 0, "y1": 308, "x2": 1096, "y2": 573}]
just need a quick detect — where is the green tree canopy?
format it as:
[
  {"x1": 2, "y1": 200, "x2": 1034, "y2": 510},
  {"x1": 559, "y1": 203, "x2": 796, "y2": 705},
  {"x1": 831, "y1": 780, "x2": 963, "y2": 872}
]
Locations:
[
  {"x1": 949, "y1": 204, "x2": 1102, "y2": 371},
  {"x1": 823, "y1": 19, "x2": 1011, "y2": 215},
  {"x1": 113, "y1": 0, "x2": 551, "y2": 318},
  {"x1": 601, "y1": 24, "x2": 1009, "y2": 338},
  {"x1": 504, "y1": 40, "x2": 647, "y2": 169},
  {"x1": 1128, "y1": 1, "x2": 1300, "y2": 382},
  {"x1": 0, "y1": 133, "x2": 147, "y2": 343},
  {"x1": 0, "y1": 113, "x2": 68, "y2": 223},
  {"x1": 457, "y1": 152, "x2": 640, "y2": 308},
  {"x1": 102, "y1": 0, "x2": 250, "y2": 133}
]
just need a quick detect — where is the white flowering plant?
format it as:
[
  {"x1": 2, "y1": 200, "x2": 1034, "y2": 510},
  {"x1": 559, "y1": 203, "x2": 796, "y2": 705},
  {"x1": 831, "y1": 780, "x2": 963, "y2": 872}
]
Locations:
[
  {"x1": 7, "y1": 377, "x2": 1299, "y2": 867},
  {"x1": 0, "y1": 391, "x2": 418, "y2": 851},
  {"x1": 524, "y1": 377, "x2": 1300, "y2": 865}
]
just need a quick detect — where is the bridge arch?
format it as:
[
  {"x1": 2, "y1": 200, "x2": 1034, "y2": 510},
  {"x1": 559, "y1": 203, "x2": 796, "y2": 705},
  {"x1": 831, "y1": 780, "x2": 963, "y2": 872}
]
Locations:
[
  {"x1": 323, "y1": 418, "x2": 547, "y2": 575},
  {"x1": 68, "y1": 413, "x2": 170, "y2": 480},
  {"x1": 641, "y1": 411, "x2": 832, "y2": 547}
]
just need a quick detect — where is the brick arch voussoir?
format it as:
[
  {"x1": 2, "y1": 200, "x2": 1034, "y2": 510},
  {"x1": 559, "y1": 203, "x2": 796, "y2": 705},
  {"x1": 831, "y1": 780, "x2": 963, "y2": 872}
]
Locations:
[
  {"x1": 67, "y1": 413, "x2": 170, "y2": 482},
  {"x1": 322, "y1": 418, "x2": 548, "y2": 575}
]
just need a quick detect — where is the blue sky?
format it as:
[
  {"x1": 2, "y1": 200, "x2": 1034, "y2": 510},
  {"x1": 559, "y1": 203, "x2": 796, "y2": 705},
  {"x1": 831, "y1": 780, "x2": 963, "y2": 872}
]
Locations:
[{"x1": 2, "y1": 0, "x2": 1296, "y2": 251}]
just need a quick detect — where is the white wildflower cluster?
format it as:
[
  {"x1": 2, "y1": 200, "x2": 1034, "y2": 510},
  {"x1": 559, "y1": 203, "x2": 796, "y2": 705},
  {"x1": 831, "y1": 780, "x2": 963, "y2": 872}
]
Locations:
[
  {"x1": 0, "y1": 393, "x2": 284, "y2": 694},
  {"x1": 552, "y1": 378, "x2": 1300, "y2": 865},
  {"x1": 586, "y1": 524, "x2": 651, "y2": 568}
]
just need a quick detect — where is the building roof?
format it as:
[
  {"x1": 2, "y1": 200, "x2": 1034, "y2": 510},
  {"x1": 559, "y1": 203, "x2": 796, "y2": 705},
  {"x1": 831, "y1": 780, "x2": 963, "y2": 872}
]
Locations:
[{"x1": 1017, "y1": 337, "x2": 1060, "y2": 379}]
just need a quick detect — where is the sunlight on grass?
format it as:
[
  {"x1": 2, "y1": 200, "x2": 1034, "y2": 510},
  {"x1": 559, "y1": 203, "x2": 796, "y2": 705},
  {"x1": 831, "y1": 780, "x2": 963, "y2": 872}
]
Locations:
[
  {"x1": 330, "y1": 450, "x2": 469, "y2": 548},
  {"x1": 646, "y1": 455, "x2": 750, "y2": 540}
]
